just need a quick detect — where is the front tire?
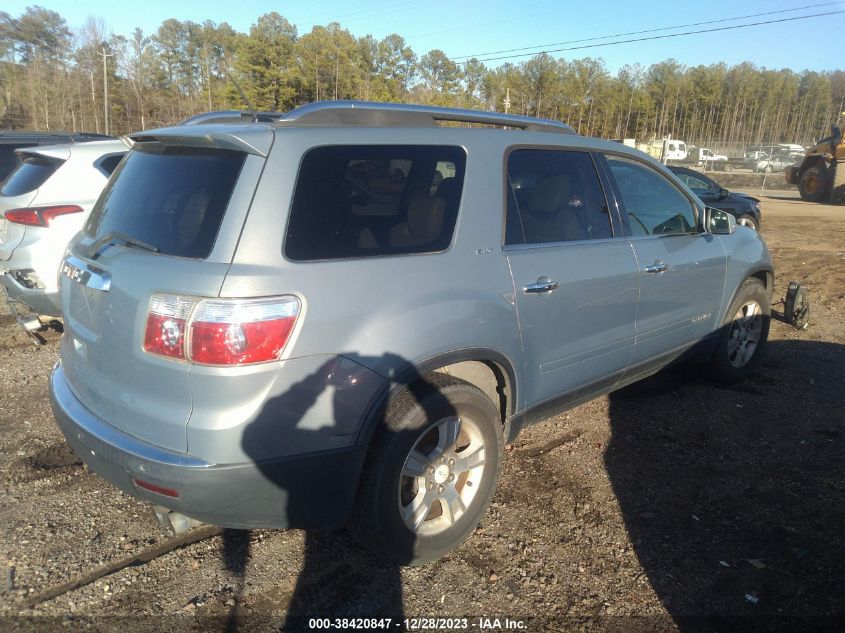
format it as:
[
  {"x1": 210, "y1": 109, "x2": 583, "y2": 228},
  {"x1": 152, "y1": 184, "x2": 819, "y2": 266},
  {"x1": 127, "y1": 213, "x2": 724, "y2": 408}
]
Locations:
[
  {"x1": 736, "y1": 214, "x2": 759, "y2": 230},
  {"x1": 798, "y1": 165, "x2": 830, "y2": 202},
  {"x1": 350, "y1": 373, "x2": 503, "y2": 565},
  {"x1": 708, "y1": 278, "x2": 770, "y2": 383}
]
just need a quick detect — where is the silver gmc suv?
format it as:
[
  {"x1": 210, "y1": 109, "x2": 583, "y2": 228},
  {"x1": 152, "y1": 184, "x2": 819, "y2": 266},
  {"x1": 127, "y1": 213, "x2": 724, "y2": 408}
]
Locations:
[{"x1": 50, "y1": 102, "x2": 773, "y2": 565}]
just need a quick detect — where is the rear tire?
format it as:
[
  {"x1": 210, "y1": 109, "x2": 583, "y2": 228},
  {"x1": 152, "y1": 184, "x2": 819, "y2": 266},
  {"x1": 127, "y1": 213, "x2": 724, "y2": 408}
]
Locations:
[
  {"x1": 708, "y1": 278, "x2": 770, "y2": 383},
  {"x1": 350, "y1": 373, "x2": 503, "y2": 565},
  {"x1": 798, "y1": 165, "x2": 830, "y2": 202}
]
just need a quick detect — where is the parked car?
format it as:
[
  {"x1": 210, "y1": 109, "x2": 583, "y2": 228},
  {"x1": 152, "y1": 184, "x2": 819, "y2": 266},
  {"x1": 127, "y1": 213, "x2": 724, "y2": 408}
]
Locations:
[
  {"x1": 0, "y1": 140, "x2": 127, "y2": 336},
  {"x1": 668, "y1": 166, "x2": 762, "y2": 230},
  {"x1": 0, "y1": 131, "x2": 112, "y2": 182},
  {"x1": 50, "y1": 102, "x2": 773, "y2": 565},
  {"x1": 754, "y1": 152, "x2": 802, "y2": 174}
]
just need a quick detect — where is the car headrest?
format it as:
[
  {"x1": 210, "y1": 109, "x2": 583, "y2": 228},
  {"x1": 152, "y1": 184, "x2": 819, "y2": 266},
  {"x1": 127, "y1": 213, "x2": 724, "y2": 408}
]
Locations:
[{"x1": 407, "y1": 195, "x2": 446, "y2": 240}]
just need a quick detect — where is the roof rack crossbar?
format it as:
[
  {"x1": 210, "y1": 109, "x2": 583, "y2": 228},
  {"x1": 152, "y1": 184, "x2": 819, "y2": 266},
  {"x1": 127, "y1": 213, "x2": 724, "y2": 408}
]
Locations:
[{"x1": 278, "y1": 101, "x2": 575, "y2": 134}]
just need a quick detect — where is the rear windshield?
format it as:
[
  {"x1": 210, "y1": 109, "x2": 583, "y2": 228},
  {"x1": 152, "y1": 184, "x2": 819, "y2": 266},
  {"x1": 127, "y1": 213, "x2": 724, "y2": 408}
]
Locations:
[
  {"x1": 0, "y1": 156, "x2": 62, "y2": 196},
  {"x1": 0, "y1": 145, "x2": 36, "y2": 182},
  {"x1": 285, "y1": 145, "x2": 466, "y2": 261},
  {"x1": 84, "y1": 145, "x2": 246, "y2": 259}
]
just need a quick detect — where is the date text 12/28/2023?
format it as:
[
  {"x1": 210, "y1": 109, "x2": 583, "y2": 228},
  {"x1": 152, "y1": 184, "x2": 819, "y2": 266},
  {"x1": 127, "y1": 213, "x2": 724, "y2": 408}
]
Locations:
[{"x1": 307, "y1": 617, "x2": 527, "y2": 630}]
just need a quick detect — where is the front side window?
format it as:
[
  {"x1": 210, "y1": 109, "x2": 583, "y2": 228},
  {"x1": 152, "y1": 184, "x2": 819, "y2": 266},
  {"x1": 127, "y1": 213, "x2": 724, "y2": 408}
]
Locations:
[
  {"x1": 505, "y1": 149, "x2": 612, "y2": 245},
  {"x1": 285, "y1": 145, "x2": 466, "y2": 261},
  {"x1": 606, "y1": 156, "x2": 698, "y2": 237}
]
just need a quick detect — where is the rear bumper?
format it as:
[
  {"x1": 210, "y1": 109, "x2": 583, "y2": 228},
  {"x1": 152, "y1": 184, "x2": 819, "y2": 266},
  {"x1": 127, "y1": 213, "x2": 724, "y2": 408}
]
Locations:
[
  {"x1": 0, "y1": 272, "x2": 61, "y2": 317},
  {"x1": 49, "y1": 363, "x2": 367, "y2": 529}
]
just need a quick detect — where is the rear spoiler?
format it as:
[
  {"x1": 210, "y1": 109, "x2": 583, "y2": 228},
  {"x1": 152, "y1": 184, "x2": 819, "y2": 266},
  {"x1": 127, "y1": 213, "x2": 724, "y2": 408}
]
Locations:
[{"x1": 125, "y1": 126, "x2": 273, "y2": 157}]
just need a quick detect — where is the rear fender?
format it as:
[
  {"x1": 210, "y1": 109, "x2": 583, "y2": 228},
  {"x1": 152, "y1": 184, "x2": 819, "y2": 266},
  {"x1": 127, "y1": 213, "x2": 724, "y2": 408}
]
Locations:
[{"x1": 353, "y1": 348, "x2": 519, "y2": 449}]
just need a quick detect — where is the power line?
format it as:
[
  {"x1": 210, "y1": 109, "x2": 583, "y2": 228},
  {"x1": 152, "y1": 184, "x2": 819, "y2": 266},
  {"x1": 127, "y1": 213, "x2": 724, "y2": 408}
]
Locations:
[
  {"x1": 452, "y1": 2, "x2": 842, "y2": 62},
  {"x1": 463, "y1": 10, "x2": 844, "y2": 65}
]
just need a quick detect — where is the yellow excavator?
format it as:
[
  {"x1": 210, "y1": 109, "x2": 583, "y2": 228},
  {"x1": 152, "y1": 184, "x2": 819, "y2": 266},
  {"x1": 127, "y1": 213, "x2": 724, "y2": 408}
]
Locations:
[{"x1": 787, "y1": 114, "x2": 845, "y2": 203}]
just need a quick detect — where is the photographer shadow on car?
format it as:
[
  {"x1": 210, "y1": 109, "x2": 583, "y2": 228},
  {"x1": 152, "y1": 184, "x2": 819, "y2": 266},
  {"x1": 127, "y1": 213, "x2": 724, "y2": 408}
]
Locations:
[
  {"x1": 604, "y1": 337, "x2": 845, "y2": 632},
  {"x1": 223, "y1": 352, "x2": 473, "y2": 632}
]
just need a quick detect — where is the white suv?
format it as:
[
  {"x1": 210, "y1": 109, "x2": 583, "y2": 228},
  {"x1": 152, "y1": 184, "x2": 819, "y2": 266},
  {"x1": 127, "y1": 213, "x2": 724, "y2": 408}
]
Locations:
[{"x1": 0, "y1": 139, "x2": 126, "y2": 338}]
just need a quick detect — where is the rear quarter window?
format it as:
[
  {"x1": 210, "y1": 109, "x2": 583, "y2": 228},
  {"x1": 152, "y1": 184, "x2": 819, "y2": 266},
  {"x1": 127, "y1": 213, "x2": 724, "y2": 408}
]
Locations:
[
  {"x1": 97, "y1": 153, "x2": 125, "y2": 176},
  {"x1": 84, "y1": 146, "x2": 246, "y2": 259},
  {"x1": 0, "y1": 156, "x2": 63, "y2": 197},
  {"x1": 284, "y1": 145, "x2": 466, "y2": 261}
]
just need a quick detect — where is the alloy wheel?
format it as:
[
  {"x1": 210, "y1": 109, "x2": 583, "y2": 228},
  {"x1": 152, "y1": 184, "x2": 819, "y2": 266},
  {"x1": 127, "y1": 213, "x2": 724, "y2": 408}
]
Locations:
[
  {"x1": 727, "y1": 300, "x2": 763, "y2": 368},
  {"x1": 398, "y1": 415, "x2": 486, "y2": 536}
]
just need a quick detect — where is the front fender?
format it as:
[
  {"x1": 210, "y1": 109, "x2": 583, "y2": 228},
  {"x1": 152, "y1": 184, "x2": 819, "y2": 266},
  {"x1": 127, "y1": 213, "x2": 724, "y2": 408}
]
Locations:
[{"x1": 716, "y1": 229, "x2": 774, "y2": 325}]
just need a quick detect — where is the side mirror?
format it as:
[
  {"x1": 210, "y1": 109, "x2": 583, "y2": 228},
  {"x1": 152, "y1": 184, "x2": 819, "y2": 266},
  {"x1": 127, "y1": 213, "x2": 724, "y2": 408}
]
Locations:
[
  {"x1": 704, "y1": 207, "x2": 735, "y2": 234},
  {"x1": 718, "y1": 188, "x2": 729, "y2": 200}
]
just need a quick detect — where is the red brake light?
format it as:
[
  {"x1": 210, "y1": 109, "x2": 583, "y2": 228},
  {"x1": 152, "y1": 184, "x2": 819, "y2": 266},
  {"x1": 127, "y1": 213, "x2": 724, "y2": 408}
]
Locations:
[
  {"x1": 142, "y1": 294, "x2": 300, "y2": 366},
  {"x1": 4, "y1": 209, "x2": 41, "y2": 226},
  {"x1": 189, "y1": 297, "x2": 300, "y2": 365},
  {"x1": 4, "y1": 205, "x2": 83, "y2": 227}
]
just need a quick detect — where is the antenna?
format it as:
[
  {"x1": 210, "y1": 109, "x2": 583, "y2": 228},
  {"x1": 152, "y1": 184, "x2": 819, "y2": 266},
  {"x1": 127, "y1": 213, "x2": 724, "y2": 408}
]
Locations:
[{"x1": 221, "y1": 56, "x2": 257, "y2": 123}]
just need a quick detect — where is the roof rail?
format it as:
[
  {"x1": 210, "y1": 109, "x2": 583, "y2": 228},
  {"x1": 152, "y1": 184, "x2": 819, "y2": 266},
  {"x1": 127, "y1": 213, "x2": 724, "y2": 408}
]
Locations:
[
  {"x1": 278, "y1": 101, "x2": 575, "y2": 134},
  {"x1": 180, "y1": 111, "x2": 286, "y2": 126}
]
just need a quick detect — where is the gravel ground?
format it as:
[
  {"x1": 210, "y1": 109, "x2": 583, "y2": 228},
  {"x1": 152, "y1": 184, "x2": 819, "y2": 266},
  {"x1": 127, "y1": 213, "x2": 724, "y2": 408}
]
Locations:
[{"x1": 0, "y1": 194, "x2": 843, "y2": 633}]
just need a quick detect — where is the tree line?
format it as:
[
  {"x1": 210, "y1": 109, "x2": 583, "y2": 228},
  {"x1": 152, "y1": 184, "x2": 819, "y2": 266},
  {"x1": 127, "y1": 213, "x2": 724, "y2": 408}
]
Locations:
[{"x1": 1, "y1": 6, "x2": 843, "y2": 147}]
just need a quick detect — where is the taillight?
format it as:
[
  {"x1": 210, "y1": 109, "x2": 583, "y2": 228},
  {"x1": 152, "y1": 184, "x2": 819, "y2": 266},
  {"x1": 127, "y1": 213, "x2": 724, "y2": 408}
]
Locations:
[
  {"x1": 189, "y1": 298, "x2": 300, "y2": 365},
  {"x1": 143, "y1": 295, "x2": 194, "y2": 360},
  {"x1": 4, "y1": 205, "x2": 83, "y2": 227},
  {"x1": 143, "y1": 294, "x2": 300, "y2": 366}
]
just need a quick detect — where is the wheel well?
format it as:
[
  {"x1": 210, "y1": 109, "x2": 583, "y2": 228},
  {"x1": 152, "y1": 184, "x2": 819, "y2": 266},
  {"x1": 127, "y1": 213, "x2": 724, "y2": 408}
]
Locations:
[
  {"x1": 750, "y1": 269, "x2": 772, "y2": 291},
  {"x1": 356, "y1": 353, "x2": 516, "y2": 450},
  {"x1": 433, "y1": 360, "x2": 511, "y2": 427},
  {"x1": 799, "y1": 156, "x2": 827, "y2": 177}
]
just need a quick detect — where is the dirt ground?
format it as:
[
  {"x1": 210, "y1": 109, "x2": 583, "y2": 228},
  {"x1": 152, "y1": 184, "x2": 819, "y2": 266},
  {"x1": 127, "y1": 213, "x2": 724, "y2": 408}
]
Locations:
[{"x1": 1, "y1": 193, "x2": 843, "y2": 633}]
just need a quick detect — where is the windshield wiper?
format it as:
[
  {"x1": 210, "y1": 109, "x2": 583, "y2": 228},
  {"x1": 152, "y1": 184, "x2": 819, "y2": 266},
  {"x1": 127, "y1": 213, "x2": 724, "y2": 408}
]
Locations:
[{"x1": 86, "y1": 231, "x2": 160, "y2": 260}]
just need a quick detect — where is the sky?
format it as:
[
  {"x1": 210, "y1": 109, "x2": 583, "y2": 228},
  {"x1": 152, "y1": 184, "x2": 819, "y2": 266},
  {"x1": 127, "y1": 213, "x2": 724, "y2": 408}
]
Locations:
[{"x1": 5, "y1": 0, "x2": 845, "y2": 73}]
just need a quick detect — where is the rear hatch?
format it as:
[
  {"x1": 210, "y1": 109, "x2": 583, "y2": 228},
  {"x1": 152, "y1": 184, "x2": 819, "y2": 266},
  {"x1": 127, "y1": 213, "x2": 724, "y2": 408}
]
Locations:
[
  {"x1": 0, "y1": 147, "x2": 67, "y2": 261},
  {"x1": 60, "y1": 127, "x2": 271, "y2": 452}
]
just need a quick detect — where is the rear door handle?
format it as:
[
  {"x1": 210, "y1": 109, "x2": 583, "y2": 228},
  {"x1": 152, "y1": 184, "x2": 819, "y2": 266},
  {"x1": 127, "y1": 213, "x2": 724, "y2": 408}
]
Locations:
[
  {"x1": 644, "y1": 261, "x2": 669, "y2": 274},
  {"x1": 524, "y1": 277, "x2": 560, "y2": 294}
]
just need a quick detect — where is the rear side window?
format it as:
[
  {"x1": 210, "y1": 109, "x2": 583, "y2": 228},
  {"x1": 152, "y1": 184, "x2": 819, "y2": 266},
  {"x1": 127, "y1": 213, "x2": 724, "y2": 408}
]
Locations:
[
  {"x1": 0, "y1": 156, "x2": 62, "y2": 197},
  {"x1": 84, "y1": 146, "x2": 246, "y2": 259},
  {"x1": 506, "y1": 149, "x2": 612, "y2": 245},
  {"x1": 285, "y1": 145, "x2": 466, "y2": 261}
]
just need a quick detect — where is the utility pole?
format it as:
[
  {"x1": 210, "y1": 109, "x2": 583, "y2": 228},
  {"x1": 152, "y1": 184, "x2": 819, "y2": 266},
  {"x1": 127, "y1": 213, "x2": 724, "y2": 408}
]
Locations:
[
  {"x1": 98, "y1": 47, "x2": 113, "y2": 135},
  {"x1": 503, "y1": 88, "x2": 511, "y2": 114}
]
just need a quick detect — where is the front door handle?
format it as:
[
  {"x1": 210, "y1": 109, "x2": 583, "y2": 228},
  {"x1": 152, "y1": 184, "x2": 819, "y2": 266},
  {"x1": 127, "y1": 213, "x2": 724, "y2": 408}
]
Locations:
[
  {"x1": 524, "y1": 276, "x2": 560, "y2": 295},
  {"x1": 644, "y1": 261, "x2": 669, "y2": 274}
]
